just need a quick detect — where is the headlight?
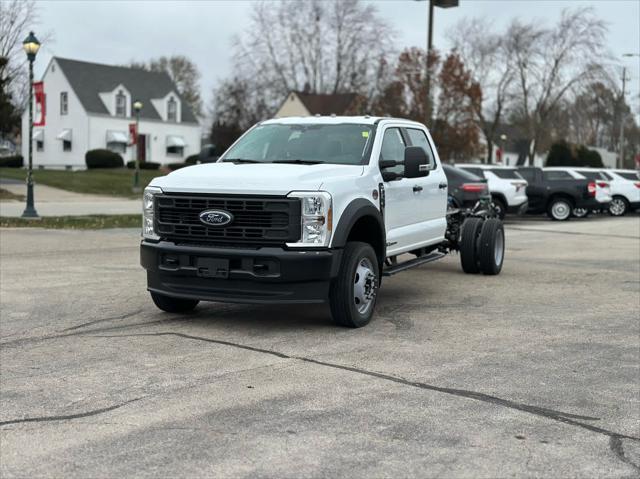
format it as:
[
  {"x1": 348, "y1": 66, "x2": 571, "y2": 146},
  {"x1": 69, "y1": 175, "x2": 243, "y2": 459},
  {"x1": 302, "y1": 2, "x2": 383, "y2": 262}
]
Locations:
[
  {"x1": 142, "y1": 186, "x2": 162, "y2": 240},
  {"x1": 287, "y1": 191, "x2": 332, "y2": 247}
]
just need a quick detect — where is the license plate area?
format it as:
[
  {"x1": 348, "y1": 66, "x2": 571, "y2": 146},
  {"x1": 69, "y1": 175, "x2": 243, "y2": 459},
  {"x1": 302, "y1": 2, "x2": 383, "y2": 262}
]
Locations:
[{"x1": 195, "y1": 257, "x2": 229, "y2": 279}]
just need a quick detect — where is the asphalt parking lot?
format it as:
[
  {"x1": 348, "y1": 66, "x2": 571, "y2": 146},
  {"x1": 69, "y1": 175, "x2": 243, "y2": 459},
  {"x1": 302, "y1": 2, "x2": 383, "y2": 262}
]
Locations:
[{"x1": 1, "y1": 216, "x2": 639, "y2": 478}]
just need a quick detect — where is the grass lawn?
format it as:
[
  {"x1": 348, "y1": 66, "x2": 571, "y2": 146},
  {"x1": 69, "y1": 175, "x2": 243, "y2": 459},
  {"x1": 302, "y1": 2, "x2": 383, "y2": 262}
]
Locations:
[
  {"x1": 0, "y1": 168, "x2": 165, "y2": 198},
  {"x1": 0, "y1": 214, "x2": 141, "y2": 229}
]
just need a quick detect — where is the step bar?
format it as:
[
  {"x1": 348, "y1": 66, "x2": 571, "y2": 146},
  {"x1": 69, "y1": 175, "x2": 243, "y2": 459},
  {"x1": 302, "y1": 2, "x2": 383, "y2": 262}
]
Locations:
[{"x1": 382, "y1": 251, "x2": 446, "y2": 277}]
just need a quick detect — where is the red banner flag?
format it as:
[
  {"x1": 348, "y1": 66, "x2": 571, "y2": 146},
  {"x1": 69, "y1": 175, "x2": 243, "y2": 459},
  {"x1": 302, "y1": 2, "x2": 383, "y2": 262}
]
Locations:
[
  {"x1": 33, "y1": 81, "x2": 46, "y2": 126},
  {"x1": 129, "y1": 123, "x2": 137, "y2": 145}
]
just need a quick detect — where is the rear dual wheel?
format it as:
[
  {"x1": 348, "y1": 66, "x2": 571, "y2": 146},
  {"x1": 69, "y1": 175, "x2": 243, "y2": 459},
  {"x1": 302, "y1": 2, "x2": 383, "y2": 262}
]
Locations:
[{"x1": 460, "y1": 218, "x2": 504, "y2": 275}]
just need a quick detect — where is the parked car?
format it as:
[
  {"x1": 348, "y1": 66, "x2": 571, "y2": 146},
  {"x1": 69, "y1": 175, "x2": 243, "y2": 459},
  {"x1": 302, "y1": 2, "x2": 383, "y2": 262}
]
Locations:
[
  {"x1": 517, "y1": 167, "x2": 602, "y2": 221},
  {"x1": 141, "y1": 116, "x2": 505, "y2": 328},
  {"x1": 542, "y1": 167, "x2": 612, "y2": 217},
  {"x1": 600, "y1": 169, "x2": 640, "y2": 216},
  {"x1": 455, "y1": 164, "x2": 528, "y2": 219},
  {"x1": 443, "y1": 164, "x2": 491, "y2": 210}
]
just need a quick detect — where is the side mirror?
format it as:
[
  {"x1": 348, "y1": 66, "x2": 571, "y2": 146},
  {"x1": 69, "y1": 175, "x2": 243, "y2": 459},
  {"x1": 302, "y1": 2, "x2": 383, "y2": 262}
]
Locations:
[
  {"x1": 404, "y1": 146, "x2": 429, "y2": 179},
  {"x1": 381, "y1": 170, "x2": 402, "y2": 182}
]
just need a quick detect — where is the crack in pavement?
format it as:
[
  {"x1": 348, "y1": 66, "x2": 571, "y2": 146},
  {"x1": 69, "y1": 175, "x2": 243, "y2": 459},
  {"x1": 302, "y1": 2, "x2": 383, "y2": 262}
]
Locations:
[
  {"x1": 0, "y1": 398, "x2": 144, "y2": 427},
  {"x1": 60, "y1": 309, "x2": 144, "y2": 332},
  {"x1": 96, "y1": 331, "x2": 640, "y2": 470}
]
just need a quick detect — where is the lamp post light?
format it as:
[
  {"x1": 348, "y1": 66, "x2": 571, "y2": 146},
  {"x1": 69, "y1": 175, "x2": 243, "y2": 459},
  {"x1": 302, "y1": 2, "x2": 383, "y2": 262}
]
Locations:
[
  {"x1": 132, "y1": 100, "x2": 143, "y2": 193},
  {"x1": 21, "y1": 31, "x2": 41, "y2": 219}
]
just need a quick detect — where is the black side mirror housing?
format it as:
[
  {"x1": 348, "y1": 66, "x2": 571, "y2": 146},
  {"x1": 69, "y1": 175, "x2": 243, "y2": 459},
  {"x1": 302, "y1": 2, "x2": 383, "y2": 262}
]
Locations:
[
  {"x1": 381, "y1": 170, "x2": 402, "y2": 182},
  {"x1": 404, "y1": 146, "x2": 429, "y2": 179}
]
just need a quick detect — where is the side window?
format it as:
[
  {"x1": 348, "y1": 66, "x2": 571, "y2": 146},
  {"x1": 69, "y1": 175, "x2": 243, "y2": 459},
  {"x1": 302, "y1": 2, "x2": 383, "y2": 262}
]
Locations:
[
  {"x1": 379, "y1": 128, "x2": 405, "y2": 175},
  {"x1": 406, "y1": 128, "x2": 435, "y2": 169},
  {"x1": 518, "y1": 169, "x2": 535, "y2": 182},
  {"x1": 543, "y1": 170, "x2": 573, "y2": 181},
  {"x1": 462, "y1": 167, "x2": 484, "y2": 178},
  {"x1": 60, "y1": 92, "x2": 68, "y2": 115}
]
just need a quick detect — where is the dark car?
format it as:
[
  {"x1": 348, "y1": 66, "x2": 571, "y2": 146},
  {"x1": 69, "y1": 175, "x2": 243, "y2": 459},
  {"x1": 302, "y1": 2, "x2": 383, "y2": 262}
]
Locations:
[
  {"x1": 443, "y1": 164, "x2": 491, "y2": 210},
  {"x1": 517, "y1": 167, "x2": 602, "y2": 221}
]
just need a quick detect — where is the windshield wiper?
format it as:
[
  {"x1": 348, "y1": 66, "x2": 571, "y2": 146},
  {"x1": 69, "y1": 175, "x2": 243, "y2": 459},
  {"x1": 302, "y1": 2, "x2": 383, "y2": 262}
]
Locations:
[
  {"x1": 220, "y1": 158, "x2": 260, "y2": 164},
  {"x1": 272, "y1": 159, "x2": 323, "y2": 165}
]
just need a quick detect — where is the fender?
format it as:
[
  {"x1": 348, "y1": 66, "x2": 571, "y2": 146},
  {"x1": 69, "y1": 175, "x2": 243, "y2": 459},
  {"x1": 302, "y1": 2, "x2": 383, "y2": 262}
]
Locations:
[{"x1": 331, "y1": 198, "x2": 386, "y2": 265}]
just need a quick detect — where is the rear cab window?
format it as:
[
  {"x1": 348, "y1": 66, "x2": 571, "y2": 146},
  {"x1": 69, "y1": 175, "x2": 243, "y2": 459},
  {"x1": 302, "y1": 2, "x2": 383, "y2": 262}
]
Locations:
[
  {"x1": 459, "y1": 167, "x2": 484, "y2": 178},
  {"x1": 488, "y1": 169, "x2": 525, "y2": 180},
  {"x1": 576, "y1": 170, "x2": 606, "y2": 181},
  {"x1": 543, "y1": 170, "x2": 575, "y2": 181}
]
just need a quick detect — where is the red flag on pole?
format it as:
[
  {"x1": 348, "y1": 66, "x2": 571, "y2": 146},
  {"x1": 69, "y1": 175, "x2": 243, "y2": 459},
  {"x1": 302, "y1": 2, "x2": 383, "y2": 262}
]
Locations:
[
  {"x1": 129, "y1": 123, "x2": 137, "y2": 145},
  {"x1": 33, "y1": 82, "x2": 46, "y2": 126}
]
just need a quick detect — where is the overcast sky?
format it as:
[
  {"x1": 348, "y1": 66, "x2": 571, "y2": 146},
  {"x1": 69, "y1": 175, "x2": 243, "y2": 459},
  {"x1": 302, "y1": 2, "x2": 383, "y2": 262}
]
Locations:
[{"x1": 33, "y1": 0, "x2": 640, "y2": 117}]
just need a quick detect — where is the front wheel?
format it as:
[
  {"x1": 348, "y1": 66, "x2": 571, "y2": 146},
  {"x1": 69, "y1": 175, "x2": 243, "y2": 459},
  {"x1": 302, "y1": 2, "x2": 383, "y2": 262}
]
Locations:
[
  {"x1": 547, "y1": 198, "x2": 572, "y2": 221},
  {"x1": 330, "y1": 242, "x2": 379, "y2": 328},
  {"x1": 492, "y1": 197, "x2": 507, "y2": 220},
  {"x1": 609, "y1": 196, "x2": 629, "y2": 216},
  {"x1": 572, "y1": 207, "x2": 589, "y2": 218},
  {"x1": 150, "y1": 291, "x2": 199, "y2": 313}
]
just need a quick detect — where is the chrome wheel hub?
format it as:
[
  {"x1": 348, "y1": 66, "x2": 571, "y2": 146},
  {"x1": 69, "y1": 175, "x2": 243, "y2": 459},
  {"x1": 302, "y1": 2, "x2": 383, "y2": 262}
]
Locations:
[
  {"x1": 610, "y1": 198, "x2": 626, "y2": 216},
  {"x1": 494, "y1": 229, "x2": 504, "y2": 266},
  {"x1": 552, "y1": 202, "x2": 570, "y2": 220},
  {"x1": 354, "y1": 258, "x2": 376, "y2": 315}
]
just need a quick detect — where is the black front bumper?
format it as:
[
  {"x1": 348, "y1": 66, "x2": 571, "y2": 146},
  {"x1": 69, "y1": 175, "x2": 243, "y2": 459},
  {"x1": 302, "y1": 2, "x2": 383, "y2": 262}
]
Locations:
[{"x1": 140, "y1": 241, "x2": 342, "y2": 304}]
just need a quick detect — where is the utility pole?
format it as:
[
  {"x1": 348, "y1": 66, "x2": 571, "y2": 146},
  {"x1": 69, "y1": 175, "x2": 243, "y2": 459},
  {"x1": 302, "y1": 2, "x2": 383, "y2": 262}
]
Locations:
[{"x1": 618, "y1": 67, "x2": 628, "y2": 169}]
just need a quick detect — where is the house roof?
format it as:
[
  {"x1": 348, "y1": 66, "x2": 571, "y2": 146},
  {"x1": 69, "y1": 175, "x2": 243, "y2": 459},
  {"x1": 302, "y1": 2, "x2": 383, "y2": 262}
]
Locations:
[
  {"x1": 294, "y1": 91, "x2": 361, "y2": 116},
  {"x1": 53, "y1": 57, "x2": 198, "y2": 124}
]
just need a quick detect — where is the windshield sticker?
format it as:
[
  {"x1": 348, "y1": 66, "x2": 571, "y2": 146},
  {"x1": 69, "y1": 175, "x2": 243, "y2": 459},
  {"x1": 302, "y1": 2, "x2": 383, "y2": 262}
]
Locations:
[{"x1": 362, "y1": 131, "x2": 369, "y2": 138}]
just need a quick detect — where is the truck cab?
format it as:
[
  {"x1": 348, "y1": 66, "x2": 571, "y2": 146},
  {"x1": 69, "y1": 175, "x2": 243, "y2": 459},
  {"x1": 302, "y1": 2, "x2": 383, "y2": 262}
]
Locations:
[{"x1": 141, "y1": 116, "x2": 503, "y2": 327}]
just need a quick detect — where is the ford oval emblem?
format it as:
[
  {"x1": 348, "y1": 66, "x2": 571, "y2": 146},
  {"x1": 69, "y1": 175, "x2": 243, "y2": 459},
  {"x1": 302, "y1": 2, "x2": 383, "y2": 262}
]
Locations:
[{"x1": 199, "y1": 209, "x2": 233, "y2": 227}]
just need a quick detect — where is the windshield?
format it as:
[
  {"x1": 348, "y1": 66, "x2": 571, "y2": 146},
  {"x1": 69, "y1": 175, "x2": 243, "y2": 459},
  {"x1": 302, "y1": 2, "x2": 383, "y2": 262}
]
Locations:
[{"x1": 221, "y1": 123, "x2": 374, "y2": 165}]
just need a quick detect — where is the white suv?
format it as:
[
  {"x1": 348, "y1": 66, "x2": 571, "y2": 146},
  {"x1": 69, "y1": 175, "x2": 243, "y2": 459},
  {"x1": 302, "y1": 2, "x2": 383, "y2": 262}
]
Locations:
[
  {"x1": 600, "y1": 169, "x2": 640, "y2": 216},
  {"x1": 543, "y1": 167, "x2": 612, "y2": 217},
  {"x1": 455, "y1": 164, "x2": 528, "y2": 219}
]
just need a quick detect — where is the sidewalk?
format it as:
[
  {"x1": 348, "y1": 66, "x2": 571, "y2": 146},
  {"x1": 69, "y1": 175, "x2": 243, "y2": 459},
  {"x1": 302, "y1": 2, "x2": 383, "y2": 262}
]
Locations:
[{"x1": 0, "y1": 180, "x2": 140, "y2": 217}]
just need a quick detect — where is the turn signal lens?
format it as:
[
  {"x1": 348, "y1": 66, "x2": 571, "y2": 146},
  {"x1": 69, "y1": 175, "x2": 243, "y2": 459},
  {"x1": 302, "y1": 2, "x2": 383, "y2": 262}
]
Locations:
[{"x1": 587, "y1": 181, "x2": 596, "y2": 196}]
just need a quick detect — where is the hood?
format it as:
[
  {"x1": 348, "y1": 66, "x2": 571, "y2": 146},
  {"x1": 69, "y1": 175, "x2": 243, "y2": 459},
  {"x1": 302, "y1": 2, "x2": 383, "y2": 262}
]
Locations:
[{"x1": 151, "y1": 162, "x2": 365, "y2": 195}]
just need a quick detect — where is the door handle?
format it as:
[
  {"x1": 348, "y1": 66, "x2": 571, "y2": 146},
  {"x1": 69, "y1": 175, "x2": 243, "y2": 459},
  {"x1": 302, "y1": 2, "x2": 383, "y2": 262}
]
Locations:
[
  {"x1": 438, "y1": 183, "x2": 447, "y2": 189},
  {"x1": 413, "y1": 185, "x2": 423, "y2": 192}
]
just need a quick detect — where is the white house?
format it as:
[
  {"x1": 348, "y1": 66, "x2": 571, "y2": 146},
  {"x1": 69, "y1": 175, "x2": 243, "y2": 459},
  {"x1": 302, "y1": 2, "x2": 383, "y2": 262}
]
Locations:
[{"x1": 21, "y1": 57, "x2": 201, "y2": 168}]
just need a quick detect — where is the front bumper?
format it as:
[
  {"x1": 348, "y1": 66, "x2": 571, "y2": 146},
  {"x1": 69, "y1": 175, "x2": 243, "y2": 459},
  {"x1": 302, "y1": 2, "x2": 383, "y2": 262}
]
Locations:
[{"x1": 141, "y1": 241, "x2": 342, "y2": 304}]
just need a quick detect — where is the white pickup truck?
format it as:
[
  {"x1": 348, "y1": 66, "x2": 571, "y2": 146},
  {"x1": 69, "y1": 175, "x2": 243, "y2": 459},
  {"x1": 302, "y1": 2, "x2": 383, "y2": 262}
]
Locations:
[{"x1": 141, "y1": 116, "x2": 504, "y2": 327}]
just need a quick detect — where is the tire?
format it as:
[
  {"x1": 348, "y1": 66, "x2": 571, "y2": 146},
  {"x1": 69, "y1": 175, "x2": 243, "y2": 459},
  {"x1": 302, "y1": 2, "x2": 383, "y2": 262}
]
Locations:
[
  {"x1": 547, "y1": 197, "x2": 572, "y2": 221},
  {"x1": 329, "y1": 241, "x2": 379, "y2": 328},
  {"x1": 459, "y1": 217, "x2": 484, "y2": 274},
  {"x1": 150, "y1": 291, "x2": 199, "y2": 313},
  {"x1": 478, "y1": 219, "x2": 505, "y2": 275},
  {"x1": 492, "y1": 197, "x2": 507, "y2": 220},
  {"x1": 609, "y1": 196, "x2": 629, "y2": 217},
  {"x1": 572, "y1": 207, "x2": 589, "y2": 218}
]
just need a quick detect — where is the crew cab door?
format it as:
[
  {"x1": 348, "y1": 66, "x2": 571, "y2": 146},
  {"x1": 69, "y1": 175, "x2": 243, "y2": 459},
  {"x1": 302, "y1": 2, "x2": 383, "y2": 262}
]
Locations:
[{"x1": 379, "y1": 126, "x2": 447, "y2": 256}]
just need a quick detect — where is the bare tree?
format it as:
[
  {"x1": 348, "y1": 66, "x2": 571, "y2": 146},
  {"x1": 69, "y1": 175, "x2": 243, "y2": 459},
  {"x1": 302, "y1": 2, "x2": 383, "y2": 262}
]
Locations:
[
  {"x1": 448, "y1": 18, "x2": 515, "y2": 163},
  {"x1": 505, "y1": 8, "x2": 608, "y2": 164},
  {"x1": 231, "y1": 0, "x2": 395, "y2": 110},
  {"x1": 129, "y1": 55, "x2": 203, "y2": 119},
  {"x1": 0, "y1": 0, "x2": 50, "y2": 113}
]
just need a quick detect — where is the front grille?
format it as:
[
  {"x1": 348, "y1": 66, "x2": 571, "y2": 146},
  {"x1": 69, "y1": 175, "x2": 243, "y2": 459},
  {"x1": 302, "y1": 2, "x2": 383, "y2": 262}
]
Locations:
[{"x1": 156, "y1": 193, "x2": 301, "y2": 246}]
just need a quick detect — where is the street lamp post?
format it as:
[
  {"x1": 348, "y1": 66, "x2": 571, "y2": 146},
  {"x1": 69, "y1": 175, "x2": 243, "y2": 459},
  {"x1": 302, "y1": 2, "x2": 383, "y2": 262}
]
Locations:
[
  {"x1": 500, "y1": 134, "x2": 507, "y2": 165},
  {"x1": 21, "y1": 31, "x2": 41, "y2": 219},
  {"x1": 619, "y1": 53, "x2": 640, "y2": 169},
  {"x1": 416, "y1": 0, "x2": 459, "y2": 127},
  {"x1": 132, "y1": 100, "x2": 143, "y2": 193}
]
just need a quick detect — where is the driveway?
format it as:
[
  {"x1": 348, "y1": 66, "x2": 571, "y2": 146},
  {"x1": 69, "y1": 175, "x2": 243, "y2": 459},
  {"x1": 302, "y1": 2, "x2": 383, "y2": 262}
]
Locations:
[{"x1": 0, "y1": 216, "x2": 638, "y2": 477}]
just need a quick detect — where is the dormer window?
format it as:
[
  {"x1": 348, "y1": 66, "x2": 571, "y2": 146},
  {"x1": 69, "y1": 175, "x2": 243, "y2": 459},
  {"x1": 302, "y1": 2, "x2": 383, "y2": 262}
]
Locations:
[
  {"x1": 115, "y1": 90, "x2": 127, "y2": 117},
  {"x1": 167, "y1": 97, "x2": 177, "y2": 122}
]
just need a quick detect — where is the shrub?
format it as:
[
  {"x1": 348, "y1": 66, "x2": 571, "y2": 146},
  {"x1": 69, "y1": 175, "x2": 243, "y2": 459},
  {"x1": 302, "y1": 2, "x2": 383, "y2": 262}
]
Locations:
[
  {"x1": 185, "y1": 154, "x2": 199, "y2": 165},
  {"x1": 546, "y1": 141, "x2": 574, "y2": 166},
  {"x1": 576, "y1": 145, "x2": 603, "y2": 168},
  {"x1": 0, "y1": 155, "x2": 24, "y2": 167},
  {"x1": 126, "y1": 160, "x2": 160, "y2": 170},
  {"x1": 85, "y1": 149, "x2": 124, "y2": 169}
]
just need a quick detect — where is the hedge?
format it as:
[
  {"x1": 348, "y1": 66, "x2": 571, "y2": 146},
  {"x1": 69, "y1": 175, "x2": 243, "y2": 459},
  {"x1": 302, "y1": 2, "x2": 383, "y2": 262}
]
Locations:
[
  {"x1": 126, "y1": 160, "x2": 160, "y2": 170},
  {"x1": 167, "y1": 162, "x2": 190, "y2": 171},
  {"x1": 185, "y1": 154, "x2": 199, "y2": 164},
  {"x1": 85, "y1": 149, "x2": 124, "y2": 169},
  {"x1": 0, "y1": 155, "x2": 24, "y2": 168}
]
